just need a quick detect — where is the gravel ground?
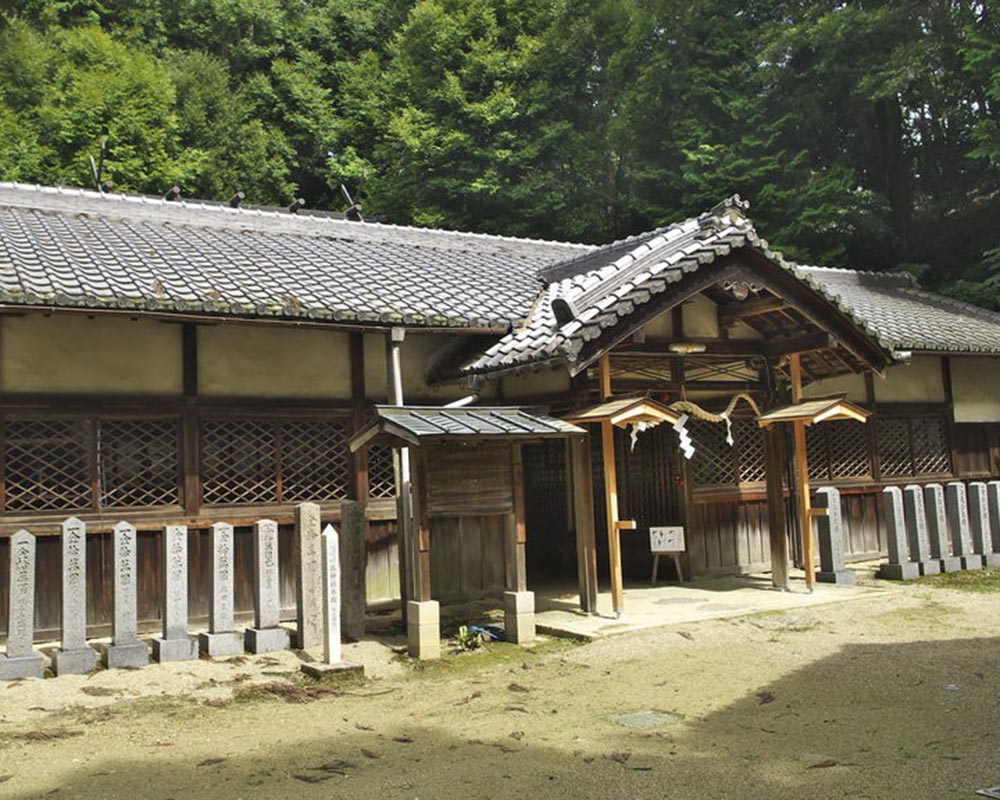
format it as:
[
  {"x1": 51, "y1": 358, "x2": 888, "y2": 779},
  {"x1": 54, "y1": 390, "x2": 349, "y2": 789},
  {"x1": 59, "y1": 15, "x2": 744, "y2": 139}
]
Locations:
[{"x1": 0, "y1": 580, "x2": 998, "y2": 800}]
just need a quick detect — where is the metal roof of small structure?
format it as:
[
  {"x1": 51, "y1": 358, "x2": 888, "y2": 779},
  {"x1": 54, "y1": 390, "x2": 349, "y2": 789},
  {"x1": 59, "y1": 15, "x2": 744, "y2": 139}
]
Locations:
[
  {"x1": 757, "y1": 396, "x2": 871, "y2": 427},
  {"x1": 348, "y1": 405, "x2": 584, "y2": 450}
]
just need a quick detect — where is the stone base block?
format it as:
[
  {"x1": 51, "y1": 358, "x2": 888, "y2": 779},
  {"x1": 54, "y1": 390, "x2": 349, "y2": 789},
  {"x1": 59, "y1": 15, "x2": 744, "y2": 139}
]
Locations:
[
  {"x1": 300, "y1": 660, "x2": 364, "y2": 682},
  {"x1": 984, "y1": 553, "x2": 1000, "y2": 569},
  {"x1": 877, "y1": 562, "x2": 921, "y2": 581},
  {"x1": 244, "y1": 626, "x2": 290, "y2": 654},
  {"x1": 0, "y1": 652, "x2": 46, "y2": 680},
  {"x1": 101, "y1": 641, "x2": 149, "y2": 669},
  {"x1": 504, "y1": 612, "x2": 537, "y2": 645},
  {"x1": 199, "y1": 631, "x2": 245, "y2": 657},
  {"x1": 918, "y1": 560, "x2": 941, "y2": 576},
  {"x1": 817, "y1": 570, "x2": 856, "y2": 586},
  {"x1": 504, "y1": 590, "x2": 535, "y2": 615},
  {"x1": 406, "y1": 601, "x2": 440, "y2": 660},
  {"x1": 960, "y1": 555, "x2": 985, "y2": 571},
  {"x1": 52, "y1": 646, "x2": 98, "y2": 676},
  {"x1": 152, "y1": 636, "x2": 199, "y2": 663},
  {"x1": 938, "y1": 557, "x2": 964, "y2": 574}
]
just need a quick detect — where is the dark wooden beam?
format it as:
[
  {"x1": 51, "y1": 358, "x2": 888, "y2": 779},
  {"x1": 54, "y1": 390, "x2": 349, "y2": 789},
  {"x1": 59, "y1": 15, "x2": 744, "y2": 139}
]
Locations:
[
  {"x1": 718, "y1": 295, "x2": 788, "y2": 326},
  {"x1": 506, "y1": 444, "x2": 528, "y2": 593},
  {"x1": 615, "y1": 331, "x2": 832, "y2": 360},
  {"x1": 568, "y1": 434, "x2": 598, "y2": 613},
  {"x1": 349, "y1": 332, "x2": 369, "y2": 502},
  {"x1": 181, "y1": 323, "x2": 200, "y2": 515},
  {"x1": 408, "y1": 447, "x2": 432, "y2": 603}
]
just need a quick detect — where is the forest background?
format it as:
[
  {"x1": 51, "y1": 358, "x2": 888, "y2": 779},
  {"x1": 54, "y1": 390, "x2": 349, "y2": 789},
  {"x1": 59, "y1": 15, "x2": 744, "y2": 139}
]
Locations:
[{"x1": 1, "y1": 1, "x2": 998, "y2": 305}]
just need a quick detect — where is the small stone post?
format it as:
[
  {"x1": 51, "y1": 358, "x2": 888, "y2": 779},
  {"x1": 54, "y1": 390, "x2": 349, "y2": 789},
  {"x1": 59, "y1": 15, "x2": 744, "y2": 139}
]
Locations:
[
  {"x1": 813, "y1": 487, "x2": 855, "y2": 585},
  {"x1": 199, "y1": 523, "x2": 244, "y2": 656},
  {"x1": 295, "y1": 502, "x2": 324, "y2": 651},
  {"x1": 301, "y1": 525, "x2": 363, "y2": 681},
  {"x1": 877, "y1": 486, "x2": 920, "y2": 580},
  {"x1": 340, "y1": 500, "x2": 367, "y2": 641},
  {"x1": 969, "y1": 482, "x2": 992, "y2": 567},
  {"x1": 924, "y1": 484, "x2": 962, "y2": 573},
  {"x1": 101, "y1": 522, "x2": 149, "y2": 668},
  {"x1": 903, "y1": 485, "x2": 940, "y2": 575},
  {"x1": 946, "y1": 482, "x2": 982, "y2": 571},
  {"x1": 0, "y1": 530, "x2": 46, "y2": 679},
  {"x1": 152, "y1": 526, "x2": 198, "y2": 662},
  {"x1": 986, "y1": 481, "x2": 1000, "y2": 568},
  {"x1": 245, "y1": 520, "x2": 290, "y2": 653},
  {"x1": 53, "y1": 518, "x2": 98, "y2": 675}
]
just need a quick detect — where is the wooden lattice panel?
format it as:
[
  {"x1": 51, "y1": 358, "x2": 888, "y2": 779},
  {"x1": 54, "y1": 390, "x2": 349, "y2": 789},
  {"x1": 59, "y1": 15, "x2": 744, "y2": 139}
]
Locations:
[
  {"x1": 281, "y1": 420, "x2": 349, "y2": 501},
  {"x1": 690, "y1": 419, "x2": 735, "y2": 487},
  {"x1": 877, "y1": 417, "x2": 912, "y2": 477},
  {"x1": 367, "y1": 445, "x2": 397, "y2": 498},
  {"x1": 3, "y1": 419, "x2": 91, "y2": 512},
  {"x1": 911, "y1": 416, "x2": 950, "y2": 475},
  {"x1": 98, "y1": 419, "x2": 181, "y2": 508},
  {"x1": 201, "y1": 419, "x2": 277, "y2": 504},
  {"x1": 734, "y1": 419, "x2": 766, "y2": 483},
  {"x1": 808, "y1": 420, "x2": 871, "y2": 481}
]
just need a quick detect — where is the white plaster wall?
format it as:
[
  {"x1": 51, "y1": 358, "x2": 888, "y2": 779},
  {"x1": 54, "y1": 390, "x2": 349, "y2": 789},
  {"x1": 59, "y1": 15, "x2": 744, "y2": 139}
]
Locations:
[
  {"x1": 1, "y1": 314, "x2": 183, "y2": 394},
  {"x1": 802, "y1": 372, "x2": 868, "y2": 403},
  {"x1": 873, "y1": 356, "x2": 944, "y2": 403},
  {"x1": 198, "y1": 325, "x2": 351, "y2": 398},
  {"x1": 951, "y1": 356, "x2": 1000, "y2": 422},
  {"x1": 363, "y1": 332, "x2": 388, "y2": 400},
  {"x1": 401, "y1": 334, "x2": 469, "y2": 402},
  {"x1": 641, "y1": 313, "x2": 674, "y2": 339},
  {"x1": 682, "y1": 294, "x2": 719, "y2": 338}
]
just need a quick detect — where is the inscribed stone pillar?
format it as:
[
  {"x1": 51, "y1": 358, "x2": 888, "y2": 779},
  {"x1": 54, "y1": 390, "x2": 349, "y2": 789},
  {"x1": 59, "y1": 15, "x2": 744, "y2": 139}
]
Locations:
[
  {"x1": 986, "y1": 481, "x2": 1000, "y2": 567},
  {"x1": 198, "y1": 523, "x2": 244, "y2": 656},
  {"x1": 903, "y1": 485, "x2": 940, "y2": 575},
  {"x1": 877, "y1": 486, "x2": 920, "y2": 580},
  {"x1": 924, "y1": 484, "x2": 962, "y2": 573},
  {"x1": 101, "y1": 522, "x2": 149, "y2": 669},
  {"x1": 813, "y1": 487, "x2": 855, "y2": 585},
  {"x1": 152, "y1": 526, "x2": 198, "y2": 662},
  {"x1": 53, "y1": 518, "x2": 98, "y2": 675},
  {"x1": 245, "y1": 519, "x2": 290, "y2": 653},
  {"x1": 339, "y1": 500, "x2": 367, "y2": 641},
  {"x1": 969, "y1": 483, "x2": 995, "y2": 567},
  {"x1": 946, "y1": 482, "x2": 982, "y2": 571},
  {"x1": 295, "y1": 503, "x2": 324, "y2": 651},
  {"x1": 0, "y1": 530, "x2": 46, "y2": 679}
]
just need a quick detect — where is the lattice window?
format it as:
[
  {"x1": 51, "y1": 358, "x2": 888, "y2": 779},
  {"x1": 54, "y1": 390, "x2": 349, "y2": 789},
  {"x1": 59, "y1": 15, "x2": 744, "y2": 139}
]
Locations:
[
  {"x1": 99, "y1": 419, "x2": 181, "y2": 508},
  {"x1": 690, "y1": 419, "x2": 736, "y2": 486},
  {"x1": 201, "y1": 419, "x2": 277, "y2": 504},
  {"x1": 201, "y1": 417, "x2": 351, "y2": 505},
  {"x1": 911, "y1": 416, "x2": 950, "y2": 475},
  {"x1": 281, "y1": 420, "x2": 349, "y2": 501},
  {"x1": 877, "y1": 415, "x2": 951, "y2": 478},
  {"x1": 4, "y1": 419, "x2": 91, "y2": 512},
  {"x1": 807, "y1": 420, "x2": 872, "y2": 481},
  {"x1": 734, "y1": 419, "x2": 766, "y2": 483},
  {"x1": 368, "y1": 445, "x2": 397, "y2": 499},
  {"x1": 877, "y1": 417, "x2": 912, "y2": 477}
]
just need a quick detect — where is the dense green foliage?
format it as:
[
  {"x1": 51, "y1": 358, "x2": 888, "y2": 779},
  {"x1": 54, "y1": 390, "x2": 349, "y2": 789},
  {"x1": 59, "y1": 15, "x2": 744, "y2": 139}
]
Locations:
[{"x1": 1, "y1": 1, "x2": 998, "y2": 300}]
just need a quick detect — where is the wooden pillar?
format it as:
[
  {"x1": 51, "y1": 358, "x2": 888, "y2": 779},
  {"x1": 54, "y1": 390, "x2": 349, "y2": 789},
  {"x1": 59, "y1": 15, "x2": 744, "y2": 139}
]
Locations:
[
  {"x1": 506, "y1": 444, "x2": 528, "y2": 592},
  {"x1": 386, "y1": 328, "x2": 414, "y2": 611},
  {"x1": 181, "y1": 323, "x2": 201, "y2": 515},
  {"x1": 764, "y1": 424, "x2": 790, "y2": 590},
  {"x1": 597, "y1": 353, "x2": 626, "y2": 614},
  {"x1": 789, "y1": 354, "x2": 816, "y2": 590},
  {"x1": 568, "y1": 435, "x2": 598, "y2": 613},
  {"x1": 349, "y1": 332, "x2": 369, "y2": 502},
  {"x1": 407, "y1": 447, "x2": 431, "y2": 602}
]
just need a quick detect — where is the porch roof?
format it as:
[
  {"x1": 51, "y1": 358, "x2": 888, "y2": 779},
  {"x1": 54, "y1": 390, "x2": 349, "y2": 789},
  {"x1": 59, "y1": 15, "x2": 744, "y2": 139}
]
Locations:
[{"x1": 348, "y1": 405, "x2": 584, "y2": 451}]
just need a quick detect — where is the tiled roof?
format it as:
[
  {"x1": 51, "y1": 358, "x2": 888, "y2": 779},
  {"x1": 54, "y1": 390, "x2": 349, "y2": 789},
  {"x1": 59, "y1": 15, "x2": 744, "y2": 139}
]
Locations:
[
  {"x1": 797, "y1": 266, "x2": 1000, "y2": 355},
  {"x1": 462, "y1": 197, "x2": 1000, "y2": 377},
  {"x1": 0, "y1": 182, "x2": 589, "y2": 329}
]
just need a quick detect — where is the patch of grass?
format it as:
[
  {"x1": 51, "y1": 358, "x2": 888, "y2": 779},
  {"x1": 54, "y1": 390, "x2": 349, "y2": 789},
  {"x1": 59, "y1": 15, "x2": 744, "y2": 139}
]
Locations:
[
  {"x1": 917, "y1": 568, "x2": 1000, "y2": 594},
  {"x1": 401, "y1": 635, "x2": 577, "y2": 679}
]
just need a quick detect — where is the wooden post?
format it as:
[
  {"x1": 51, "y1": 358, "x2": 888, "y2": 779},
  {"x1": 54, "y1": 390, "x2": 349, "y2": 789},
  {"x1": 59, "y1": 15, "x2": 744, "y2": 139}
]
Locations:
[
  {"x1": 597, "y1": 353, "x2": 626, "y2": 614},
  {"x1": 764, "y1": 424, "x2": 790, "y2": 590},
  {"x1": 408, "y1": 447, "x2": 432, "y2": 602},
  {"x1": 506, "y1": 444, "x2": 528, "y2": 592},
  {"x1": 350, "y1": 332, "x2": 369, "y2": 502},
  {"x1": 181, "y1": 323, "x2": 200, "y2": 515},
  {"x1": 789, "y1": 354, "x2": 815, "y2": 590},
  {"x1": 568, "y1": 435, "x2": 598, "y2": 613},
  {"x1": 386, "y1": 328, "x2": 413, "y2": 614}
]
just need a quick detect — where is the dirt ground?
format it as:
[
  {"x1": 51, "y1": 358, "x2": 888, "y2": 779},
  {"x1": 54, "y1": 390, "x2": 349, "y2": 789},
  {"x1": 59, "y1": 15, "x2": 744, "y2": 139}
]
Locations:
[{"x1": 1, "y1": 577, "x2": 998, "y2": 800}]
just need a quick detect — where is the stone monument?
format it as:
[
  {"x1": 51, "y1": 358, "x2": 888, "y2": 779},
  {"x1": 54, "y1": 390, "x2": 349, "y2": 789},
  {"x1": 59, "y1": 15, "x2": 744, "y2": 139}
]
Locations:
[
  {"x1": 245, "y1": 519, "x2": 290, "y2": 653},
  {"x1": 0, "y1": 530, "x2": 46, "y2": 679},
  {"x1": 295, "y1": 503, "x2": 324, "y2": 651},
  {"x1": 924, "y1": 484, "x2": 962, "y2": 573},
  {"x1": 903, "y1": 484, "x2": 940, "y2": 575},
  {"x1": 986, "y1": 481, "x2": 1000, "y2": 568},
  {"x1": 52, "y1": 518, "x2": 98, "y2": 675},
  {"x1": 877, "y1": 486, "x2": 920, "y2": 580},
  {"x1": 813, "y1": 487, "x2": 855, "y2": 584},
  {"x1": 945, "y1": 482, "x2": 981, "y2": 571},
  {"x1": 102, "y1": 522, "x2": 150, "y2": 668},
  {"x1": 198, "y1": 523, "x2": 244, "y2": 656},
  {"x1": 152, "y1": 526, "x2": 198, "y2": 662}
]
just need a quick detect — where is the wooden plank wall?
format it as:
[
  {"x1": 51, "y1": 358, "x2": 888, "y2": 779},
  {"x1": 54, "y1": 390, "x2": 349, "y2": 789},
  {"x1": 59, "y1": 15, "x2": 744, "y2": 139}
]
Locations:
[{"x1": 428, "y1": 514, "x2": 507, "y2": 601}]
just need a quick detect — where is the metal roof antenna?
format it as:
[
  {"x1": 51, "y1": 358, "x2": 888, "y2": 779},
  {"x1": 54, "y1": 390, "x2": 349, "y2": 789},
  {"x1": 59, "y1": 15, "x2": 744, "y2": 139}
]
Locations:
[
  {"x1": 89, "y1": 138, "x2": 108, "y2": 193},
  {"x1": 340, "y1": 183, "x2": 364, "y2": 222},
  {"x1": 163, "y1": 185, "x2": 181, "y2": 202},
  {"x1": 288, "y1": 197, "x2": 306, "y2": 214},
  {"x1": 229, "y1": 191, "x2": 245, "y2": 209}
]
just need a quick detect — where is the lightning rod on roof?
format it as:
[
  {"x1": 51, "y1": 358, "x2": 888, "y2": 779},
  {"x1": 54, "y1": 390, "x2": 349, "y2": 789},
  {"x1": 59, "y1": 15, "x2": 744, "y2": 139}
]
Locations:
[
  {"x1": 229, "y1": 191, "x2": 245, "y2": 208},
  {"x1": 164, "y1": 185, "x2": 181, "y2": 202},
  {"x1": 288, "y1": 197, "x2": 306, "y2": 214}
]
